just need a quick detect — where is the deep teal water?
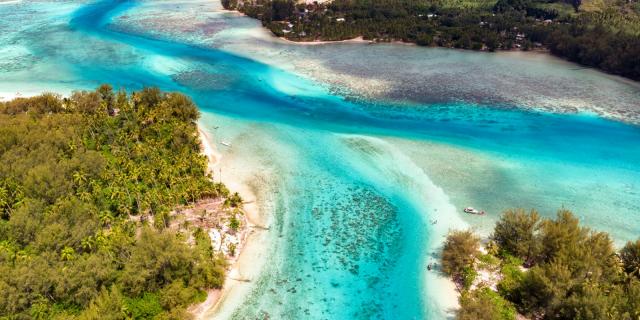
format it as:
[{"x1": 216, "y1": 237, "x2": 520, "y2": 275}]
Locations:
[
  {"x1": 68, "y1": 1, "x2": 640, "y2": 168},
  {"x1": 2, "y1": 1, "x2": 640, "y2": 319}
]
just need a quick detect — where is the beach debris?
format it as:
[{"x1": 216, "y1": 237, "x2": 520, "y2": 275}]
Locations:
[{"x1": 167, "y1": 198, "x2": 247, "y2": 261}]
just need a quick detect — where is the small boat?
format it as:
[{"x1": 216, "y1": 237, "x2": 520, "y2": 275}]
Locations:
[
  {"x1": 221, "y1": 141, "x2": 231, "y2": 147},
  {"x1": 464, "y1": 207, "x2": 486, "y2": 215}
]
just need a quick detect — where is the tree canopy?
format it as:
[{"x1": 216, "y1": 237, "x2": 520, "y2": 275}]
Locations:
[
  {"x1": 0, "y1": 86, "x2": 228, "y2": 319},
  {"x1": 491, "y1": 208, "x2": 540, "y2": 265},
  {"x1": 230, "y1": 0, "x2": 640, "y2": 80},
  {"x1": 449, "y1": 209, "x2": 640, "y2": 320},
  {"x1": 442, "y1": 229, "x2": 481, "y2": 278}
]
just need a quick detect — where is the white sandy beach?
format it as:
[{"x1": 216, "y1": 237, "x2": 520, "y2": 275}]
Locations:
[
  {"x1": 277, "y1": 36, "x2": 371, "y2": 46},
  {"x1": 0, "y1": 92, "x2": 26, "y2": 102},
  {"x1": 193, "y1": 125, "x2": 272, "y2": 320},
  {"x1": 0, "y1": 86, "x2": 76, "y2": 102}
]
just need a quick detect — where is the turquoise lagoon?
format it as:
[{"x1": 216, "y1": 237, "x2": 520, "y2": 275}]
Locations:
[{"x1": 1, "y1": 1, "x2": 640, "y2": 319}]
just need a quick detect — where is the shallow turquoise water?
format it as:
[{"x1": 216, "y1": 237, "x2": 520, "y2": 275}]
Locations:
[{"x1": 1, "y1": 1, "x2": 640, "y2": 319}]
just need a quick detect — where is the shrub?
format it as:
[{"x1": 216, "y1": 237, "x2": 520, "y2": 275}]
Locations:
[
  {"x1": 442, "y1": 229, "x2": 480, "y2": 277},
  {"x1": 478, "y1": 253, "x2": 501, "y2": 267},
  {"x1": 125, "y1": 292, "x2": 163, "y2": 319},
  {"x1": 491, "y1": 209, "x2": 541, "y2": 265},
  {"x1": 461, "y1": 265, "x2": 478, "y2": 290},
  {"x1": 497, "y1": 258, "x2": 525, "y2": 299},
  {"x1": 621, "y1": 239, "x2": 640, "y2": 278},
  {"x1": 458, "y1": 287, "x2": 517, "y2": 320}
]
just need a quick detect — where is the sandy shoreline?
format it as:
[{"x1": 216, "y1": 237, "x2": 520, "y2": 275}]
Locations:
[
  {"x1": 192, "y1": 125, "x2": 268, "y2": 320},
  {"x1": 227, "y1": 6, "x2": 542, "y2": 54},
  {"x1": 0, "y1": 89, "x2": 74, "y2": 102},
  {"x1": 278, "y1": 36, "x2": 372, "y2": 46},
  {"x1": 0, "y1": 91, "x2": 266, "y2": 317},
  {"x1": 221, "y1": 8, "x2": 370, "y2": 47},
  {"x1": 0, "y1": 92, "x2": 27, "y2": 102},
  {"x1": 198, "y1": 127, "x2": 223, "y2": 170},
  {"x1": 0, "y1": 37, "x2": 464, "y2": 320}
]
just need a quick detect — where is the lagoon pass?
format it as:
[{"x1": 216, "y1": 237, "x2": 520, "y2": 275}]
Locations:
[{"x1": 1, "y1": 0, "x2": 640, "y2": 319}]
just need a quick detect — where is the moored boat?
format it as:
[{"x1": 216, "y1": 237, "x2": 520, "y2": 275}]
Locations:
[{"x1": 464, "y1": 207, "x2": 486, "y2": 215}]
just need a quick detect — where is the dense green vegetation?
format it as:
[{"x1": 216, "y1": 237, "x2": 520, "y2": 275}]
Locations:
[
  {"x1": 442, "y1": 209, "x2": 640, "y2": 319},
  {"x1": 0, "y1": 86, "x2": 229, "y2": 319},
  {"x1": 458, "y1": 287, "x2": 516, "y2": 320},
  {"x1": 441, "y1": 229, "x2": 481, "y2": 289},
  {"x1": 228, "y1": 0, "x2": 640, "y2": 80}
]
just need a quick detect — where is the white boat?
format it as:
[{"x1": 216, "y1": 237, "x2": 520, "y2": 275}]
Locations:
[
  {"x1": 464, "y1": 207, "x2": 485, "y2": 215},
  {"x1": 221, "y1": 141, "x2": 231, "y2": 147}
]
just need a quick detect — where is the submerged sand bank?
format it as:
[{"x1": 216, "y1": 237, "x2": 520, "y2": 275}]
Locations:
[{"x1": 215, "y1": 10, "x2": 640, "y2": 125}]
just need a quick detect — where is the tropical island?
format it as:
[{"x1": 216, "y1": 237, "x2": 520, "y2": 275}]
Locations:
[
  {"x1": 0, "y1": 86, "x2": 245, "y2": 319},
  {"x1": 2, "y1": 85, "x2": 638, "y2": 319},
  {"x1": 1, "y1": 0, "x2": 640, "y2": 318},
  {"x1": 442, "y1": 209, "x2": 640, "y2": 319},
  {"x1": 224, "y1": 0, "x2": 640, "y2": 80}
]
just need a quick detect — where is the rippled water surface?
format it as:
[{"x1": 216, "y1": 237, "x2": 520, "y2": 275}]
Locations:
[{"x1": 1, "y1": 1, "x2": 639, "y2": 319}]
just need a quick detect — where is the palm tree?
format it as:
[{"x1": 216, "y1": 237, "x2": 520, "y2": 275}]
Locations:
[
  {"x1": 109, "y1": 186, "x2": 125, "y2": 202},
  {"x1": 67, "y1": 140, "x2": 77, "y2": 153},
  {"x1": 81, "y1": 236, "x2": 95, "y2": 253},
  {"x1": 99, "y1": 210, "x2": 114, "y2": 226},
  {"x1": 77, "y1": 190, "x2": 92, "y2": 202},
  {"x1": 0, "y1": 186, "x2": 8, "y2": 213},
  {"x1": 94, "y1": 232, "x2": 109, "y2": 252},
  {"x1": 73, "y1": 170, "x2": 88, "y2": 187},
  {"x1": 61, "y1": 247, "x2": 75, "y2": 261},
  {"x1": 29, "y1": 299, "x2": 49, "y2": 320}
]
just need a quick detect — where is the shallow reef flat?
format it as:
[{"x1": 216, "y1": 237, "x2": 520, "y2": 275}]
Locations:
[
  {"x1": 109, "y1": 0, "x2": 640, "y2": 124},
  {"x1": 200, "y1": 118, "x2": 466, "y2": 319}
]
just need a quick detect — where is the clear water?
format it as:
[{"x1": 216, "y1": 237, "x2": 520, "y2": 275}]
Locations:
[{"x1": 1, "y1": 1, "x2": 640, "y2": 319}]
